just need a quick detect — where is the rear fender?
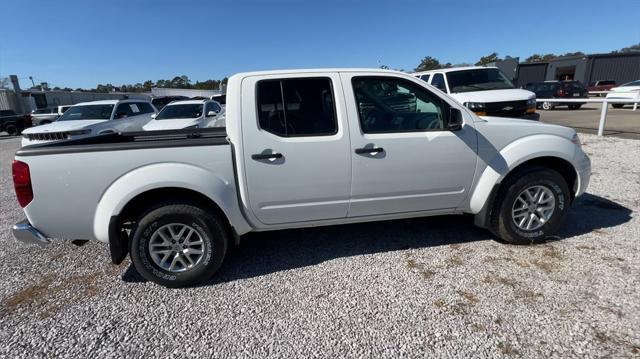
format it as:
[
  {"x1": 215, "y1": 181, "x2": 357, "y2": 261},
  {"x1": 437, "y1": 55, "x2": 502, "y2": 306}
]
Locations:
[{"x1": 93, "y1": 162, "x2": 247, "y2": 243}]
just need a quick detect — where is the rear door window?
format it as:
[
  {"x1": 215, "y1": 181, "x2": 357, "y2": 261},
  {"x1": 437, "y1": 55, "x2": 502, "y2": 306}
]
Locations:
[{"x1": 256, "y1": 78, "x2": 337, "y2": 137}]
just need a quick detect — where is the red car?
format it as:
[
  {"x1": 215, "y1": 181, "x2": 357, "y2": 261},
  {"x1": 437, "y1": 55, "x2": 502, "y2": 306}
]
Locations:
[{"x1": 588, "y1": 80, "x2": 616, "y2": 95}]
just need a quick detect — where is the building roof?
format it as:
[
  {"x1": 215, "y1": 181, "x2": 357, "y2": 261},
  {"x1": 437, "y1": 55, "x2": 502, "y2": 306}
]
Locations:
[
  {"x1": 73, "y1": 99, "x2": 148, "y2": 106},
  {"x1": 412, "y1": 66, "x2": 496, "y2": 76}
]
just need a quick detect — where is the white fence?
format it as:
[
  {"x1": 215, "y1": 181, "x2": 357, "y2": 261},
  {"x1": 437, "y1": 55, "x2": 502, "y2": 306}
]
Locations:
[{"x1": 536, "y1": 93, "x2": 640, "y2": 136}]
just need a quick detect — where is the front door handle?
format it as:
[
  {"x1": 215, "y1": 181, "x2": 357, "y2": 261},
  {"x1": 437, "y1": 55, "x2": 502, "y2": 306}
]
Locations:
[
  {"x1": 355, "y1": 147, "x2": 384, "y2": 155},
  {"x1": 251, "y1": 153, "x2": 283, "y2": 160}
]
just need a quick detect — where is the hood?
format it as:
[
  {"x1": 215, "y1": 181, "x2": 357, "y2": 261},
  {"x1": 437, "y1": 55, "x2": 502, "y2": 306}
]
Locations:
[
  {"x1": 475, "y1": 116, "x2": 576, "y2": 144},
  {"x1": 142, "y1": 118, "x2": 200, "y2": 131},
  {"x1": 22, "y1": 120, "x2": 106, "y2": 134},
  {"x1": 450, "y1": 89, "x2": 536, "y2": 104},
  {"x1": 610, "y1": 86, "x2": 640, "y2": 92}
]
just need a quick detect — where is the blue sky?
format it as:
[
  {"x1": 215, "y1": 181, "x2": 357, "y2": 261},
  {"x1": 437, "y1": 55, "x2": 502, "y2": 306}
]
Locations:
[{"x1": 1, "y1": 0, "x2": 638, "y2": 89}]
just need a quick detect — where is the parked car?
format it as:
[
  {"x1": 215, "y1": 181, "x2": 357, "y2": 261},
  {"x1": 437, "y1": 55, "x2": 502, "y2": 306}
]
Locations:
[
  {"x1": 606, "y1": 80, "x2": 640, "y2": 109},
  {"x1": 143, "y1": 99, "x2": 224, "y2": 131},
  {"x1": 30, "y1": 105, "x2": 72, "y2": 126},
  {"x1": 0, "y1": 109, "x2": 32, "y2": 136},
  {"x1": 21, "y1": 99, "x2": 157, "y2": 146},
  {"x1": 524, "y1": 81, "x2": 588, "y2": 110},
  {"x1": 587, "y1": 80, "x2": 616, "y2": 95},
  {"x1": 11, "y1": 68, "x2": 591, "y2": 287},
  {"x1": 414, "y1": 66, "x2": 538, "y2": 120},
  {"x1": 151, "y1": 96, "x2": 189, "y2": 110}
]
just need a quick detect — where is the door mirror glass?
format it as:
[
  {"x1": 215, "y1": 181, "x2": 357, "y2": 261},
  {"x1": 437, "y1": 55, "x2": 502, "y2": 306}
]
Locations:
[{"x1": 448, "y1": 108, "x2": 463, "y2": 131}]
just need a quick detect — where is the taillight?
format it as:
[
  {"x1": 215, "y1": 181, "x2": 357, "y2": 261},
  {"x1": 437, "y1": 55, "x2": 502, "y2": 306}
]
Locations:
[
  {"x1": 12, "y1": 160, "x2": 33, "y2": 208},
  {"x1": 557, "y1": 89, "x2": 566, "y2": 97},
  {"x1": 23, "y1": 114, "x2": 33, "y2": 127}
]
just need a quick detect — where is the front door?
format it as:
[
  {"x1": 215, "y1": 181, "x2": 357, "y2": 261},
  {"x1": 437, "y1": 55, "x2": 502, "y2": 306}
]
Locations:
[
  {"x1": 241, "y1": 74, "x2": 351, "y2": 225},
  {"x1": 341, "y1": 73, "x2": 478, "y2": 217}
]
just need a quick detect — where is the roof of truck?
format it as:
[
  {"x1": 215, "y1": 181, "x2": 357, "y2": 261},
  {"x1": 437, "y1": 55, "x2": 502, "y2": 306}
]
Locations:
[
  {"x1": 72, "y1": 99, "x2": 149, "y2": 107},
  {"x1": 413, "y1": 66, "x2": 497, "y2": 76},
  {"x1": 233, "y1": 68, "x2": 407, "y2": 78}
]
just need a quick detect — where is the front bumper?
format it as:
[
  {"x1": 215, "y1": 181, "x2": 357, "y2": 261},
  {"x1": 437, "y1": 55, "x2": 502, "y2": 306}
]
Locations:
[
  {"x1": 575, "y1": 150, "x2": 591, "y2": 197},
  {"x1": 12, "y1": 220, "x2": 50, "y2": 246}
]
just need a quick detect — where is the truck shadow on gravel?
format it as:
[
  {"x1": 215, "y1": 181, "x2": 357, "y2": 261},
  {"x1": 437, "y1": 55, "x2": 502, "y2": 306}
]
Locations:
[{"x1": 121, "y1": 193, "x2": 631, "y2": 285}]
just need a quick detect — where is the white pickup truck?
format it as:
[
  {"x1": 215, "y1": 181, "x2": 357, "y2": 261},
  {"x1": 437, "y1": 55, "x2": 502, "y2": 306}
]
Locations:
[{"x1": 12, "y1": 69, "x2": 591, "y2": 287}]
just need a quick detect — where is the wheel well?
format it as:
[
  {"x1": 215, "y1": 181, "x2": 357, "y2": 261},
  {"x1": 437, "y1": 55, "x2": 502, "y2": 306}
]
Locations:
[
  {"x1": 506, "y1": 157, "x2": 577, "y2": 200},
  {"x1": 115, "y1": 187, "x2": 235, "y2": 246},
  {"x1": 474, "y1": 156, "x2": 577, "y2": 230}
]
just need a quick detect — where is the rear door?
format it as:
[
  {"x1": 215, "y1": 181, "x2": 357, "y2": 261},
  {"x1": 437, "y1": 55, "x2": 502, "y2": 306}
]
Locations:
[
  {"x1": 241, "y1": 73, "x2": 351, "y2": 225},
  {"x1": 341, "y1": 73, "x2": 478, "y2": 217}
]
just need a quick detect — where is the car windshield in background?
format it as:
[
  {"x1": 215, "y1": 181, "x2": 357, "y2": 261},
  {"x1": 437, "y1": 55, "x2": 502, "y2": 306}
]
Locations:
[
  {"x1": 57, "y1": 105, "x2": 114, "y2": 121},
  {"x1": 156, "y1": 104, "x2": 203, "y2": 119},
  {"x1": 621, "y1": 80, "x2": 640, "y2": 87},
  {"x1": 447, "y1": 68, "x2": 515, "y2": 93}
]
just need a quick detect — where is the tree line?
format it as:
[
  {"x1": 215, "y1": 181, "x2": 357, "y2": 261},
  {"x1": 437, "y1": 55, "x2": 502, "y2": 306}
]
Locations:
[
  {"x1": 411, "y1": 42, "x2": 639, "y2": 72},
  {"x1": 37, "y1": 42, "x2": 640, "y2": 92}
]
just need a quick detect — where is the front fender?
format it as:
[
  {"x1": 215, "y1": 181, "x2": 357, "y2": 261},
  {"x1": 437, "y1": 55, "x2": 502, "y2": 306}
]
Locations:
[
  {"x1": 93, "y1": 162, "x2": 241, "y2": 243},
  {"x1": 468, "y1": 134, "x2": 577, "y2": 214}
]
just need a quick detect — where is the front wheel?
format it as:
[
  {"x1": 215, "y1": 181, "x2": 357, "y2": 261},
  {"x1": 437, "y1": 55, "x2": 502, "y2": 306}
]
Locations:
[
  {"x1": 490, "y1": 166, "x2": 570, "y2": 244},
  {"x1": 611, "y1": 104, "x2": 624, "y2": 109},
  {"x1": 568, "y1": 104, "x2": 581, "y2": 110},
  {"x1": 129, "y1": 202, "x2": 228, "y2": 287}
]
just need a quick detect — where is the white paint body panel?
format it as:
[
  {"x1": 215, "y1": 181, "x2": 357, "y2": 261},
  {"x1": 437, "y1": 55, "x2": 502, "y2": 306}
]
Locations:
[{"x1": 16, "y1": 68, "x2": 591, "y2": 244}]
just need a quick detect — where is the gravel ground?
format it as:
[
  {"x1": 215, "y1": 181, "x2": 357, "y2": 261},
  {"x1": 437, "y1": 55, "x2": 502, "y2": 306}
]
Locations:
[{"x1": 0, "y1": 133, "x2": 638, "y2": 358}]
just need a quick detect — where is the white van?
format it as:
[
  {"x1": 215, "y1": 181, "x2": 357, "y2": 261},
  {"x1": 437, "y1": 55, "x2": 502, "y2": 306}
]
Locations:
[{"x1": 414, "y1": 66, "x2": 538, "y2": 120}]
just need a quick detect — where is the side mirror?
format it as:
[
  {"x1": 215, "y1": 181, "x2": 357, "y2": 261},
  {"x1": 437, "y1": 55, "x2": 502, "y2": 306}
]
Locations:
[
  {"x1": 150, "y1": 113, "x2": 157, "y2": 119},
  {"x1": 207, "y1": 110, "x2": 218, "y2": 117},
  {"x1": 448, "y1": 108, "x2": 463, "y2": 131}
]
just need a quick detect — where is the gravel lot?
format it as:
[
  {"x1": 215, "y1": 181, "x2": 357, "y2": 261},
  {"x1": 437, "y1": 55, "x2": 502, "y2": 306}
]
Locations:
[{"x1": 0, "y1": 133, "x2": 638, "y2": 358}]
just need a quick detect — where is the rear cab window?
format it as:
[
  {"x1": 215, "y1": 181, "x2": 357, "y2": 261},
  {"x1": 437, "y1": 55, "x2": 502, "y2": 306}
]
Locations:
[
  {"x1": 430, "y1": 73, "x2": 447, "y2": 92},
  {"x1": 256, "y1": 78, "x2": 337, "y2": 137}
]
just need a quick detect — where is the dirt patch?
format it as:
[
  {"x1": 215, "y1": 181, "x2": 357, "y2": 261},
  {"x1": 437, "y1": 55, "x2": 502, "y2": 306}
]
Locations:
[{"x1": 457, "y1": 291, "x2": 479, "y2": 305}]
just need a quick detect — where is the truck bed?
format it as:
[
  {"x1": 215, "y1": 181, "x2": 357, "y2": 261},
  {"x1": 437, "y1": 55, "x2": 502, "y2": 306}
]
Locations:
[{"x1": 15, "y1": 128, "x2": 236, "y2": 242}]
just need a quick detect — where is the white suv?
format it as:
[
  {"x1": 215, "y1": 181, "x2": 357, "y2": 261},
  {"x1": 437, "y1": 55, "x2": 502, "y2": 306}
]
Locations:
[
  {"x1": 414, "y1": 66, "x2": 538, "y2": 120},
  {"x1": 22, "y1": 99, "x2": 157, "y2": 146}
]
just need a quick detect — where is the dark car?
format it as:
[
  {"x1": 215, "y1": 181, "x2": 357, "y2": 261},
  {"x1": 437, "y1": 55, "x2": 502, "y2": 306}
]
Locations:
[
  {"x1": 0, "y1": 110, "x2": 32, "y2": 136},
  {"x1": 151, "y1": 96, "x2": 189, "y2": 110},
  {"x1": 524, "y1": 81, "x2": 588, "y2": 110},
  {"x1": 588, "y1": 80, "x2": 616, "y2": 95}
]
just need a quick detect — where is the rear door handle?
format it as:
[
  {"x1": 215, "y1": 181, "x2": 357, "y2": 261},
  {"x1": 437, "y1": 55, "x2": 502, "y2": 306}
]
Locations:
[
  {"x1": 251, "y1": 153, "x2": 283, "y2": 160},
  {"x1": 355, "y1": 147, "x2": 384, "y2": 155}
]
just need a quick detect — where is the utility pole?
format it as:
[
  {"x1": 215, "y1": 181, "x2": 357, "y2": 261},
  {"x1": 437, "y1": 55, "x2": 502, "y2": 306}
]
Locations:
[{"x1": 29, "y1": 76, "x2": 35, "y2": 87}]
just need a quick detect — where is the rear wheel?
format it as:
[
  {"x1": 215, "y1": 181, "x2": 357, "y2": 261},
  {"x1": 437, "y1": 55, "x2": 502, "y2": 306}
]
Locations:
[
  {"x1": 129, "y1": 202, "x2": 228, "y2": 287},
  {"x1": 490, "y1": 166, "x2": 570, "y2": 244},
  {"x1": 541, "y1": 101, "x2": 554, "y2": 110},
  {"x1": 5, "y1": 124, "x2": 18, "y2": 136},
  {"x1": 611, "y1": 104, "x2": 624, "y2": 109}
]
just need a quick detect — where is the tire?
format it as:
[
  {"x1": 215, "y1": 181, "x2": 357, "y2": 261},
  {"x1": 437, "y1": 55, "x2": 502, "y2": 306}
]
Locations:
[
  {"x1": 541, "y1": 101, "x2": 554, "y2": 110},
  {"x1": 611, "y1": 104, "x2": 624, "y2": 109},
  {"x1": 568, "y1": 104, "x2": 581, "y2": 110},
  {"x1": 129, "y1": 202, "x2": 228, "y2": 287},
  {"x1": 5, "y1": 124, "x2": 18, "y2": 136},
  {"x1": 490, "y1": 166, "x2": 570, "y2": 244}
]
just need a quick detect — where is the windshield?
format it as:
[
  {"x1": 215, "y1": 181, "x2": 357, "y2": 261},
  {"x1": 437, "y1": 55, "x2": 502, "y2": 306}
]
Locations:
[
  {"x1": 621, "y1": 80, "x2": 640, "y2": 87},
  {"x1": 57, "y1": 105, "x2": 114, "y2": 121},
  {"x1": 156, "y1": 104, "x2": 203, "y2": 120},
  {"x1": 446, "y1": 68, "x2": 515, "y2": 93}
]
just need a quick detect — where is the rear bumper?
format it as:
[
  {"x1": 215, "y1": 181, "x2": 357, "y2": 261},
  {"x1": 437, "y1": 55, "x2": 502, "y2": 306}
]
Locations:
[{"x1": 12, "y1": 220, "x2": 50, "y2": 246}]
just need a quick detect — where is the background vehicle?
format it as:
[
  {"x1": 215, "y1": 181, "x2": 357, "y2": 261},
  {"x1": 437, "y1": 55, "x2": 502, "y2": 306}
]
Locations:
[
  {"x1": 143, "y1": 99, "x2": 224, "y2": 131},
  {"x1": 414, "y1": 66, "x2": 538, "y2": 120},
  {"x1": 587, "y1": 80, "x2": 616, "y2": 95},
  {"x1": 21, "y1": 99, "x2": 157, "y2": 146},
  {"x1": 525, "y1": 81, "x2": 588, "y2": 110},
  {"x1": 151, "y1": 96, "x2": 189, "y2": 110},
  {"x1": 606, "y1": 80, "x2": 640, "y2": 108},
  {"x1": 1, "y1": 110, "x2": 32, "y2": 136},
  {"x1": 30, "y1": 105, "x2": 72, "y2": 126},
  {"x1": 12, "y1": 69, "x2": 590, "y2": 287}
]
